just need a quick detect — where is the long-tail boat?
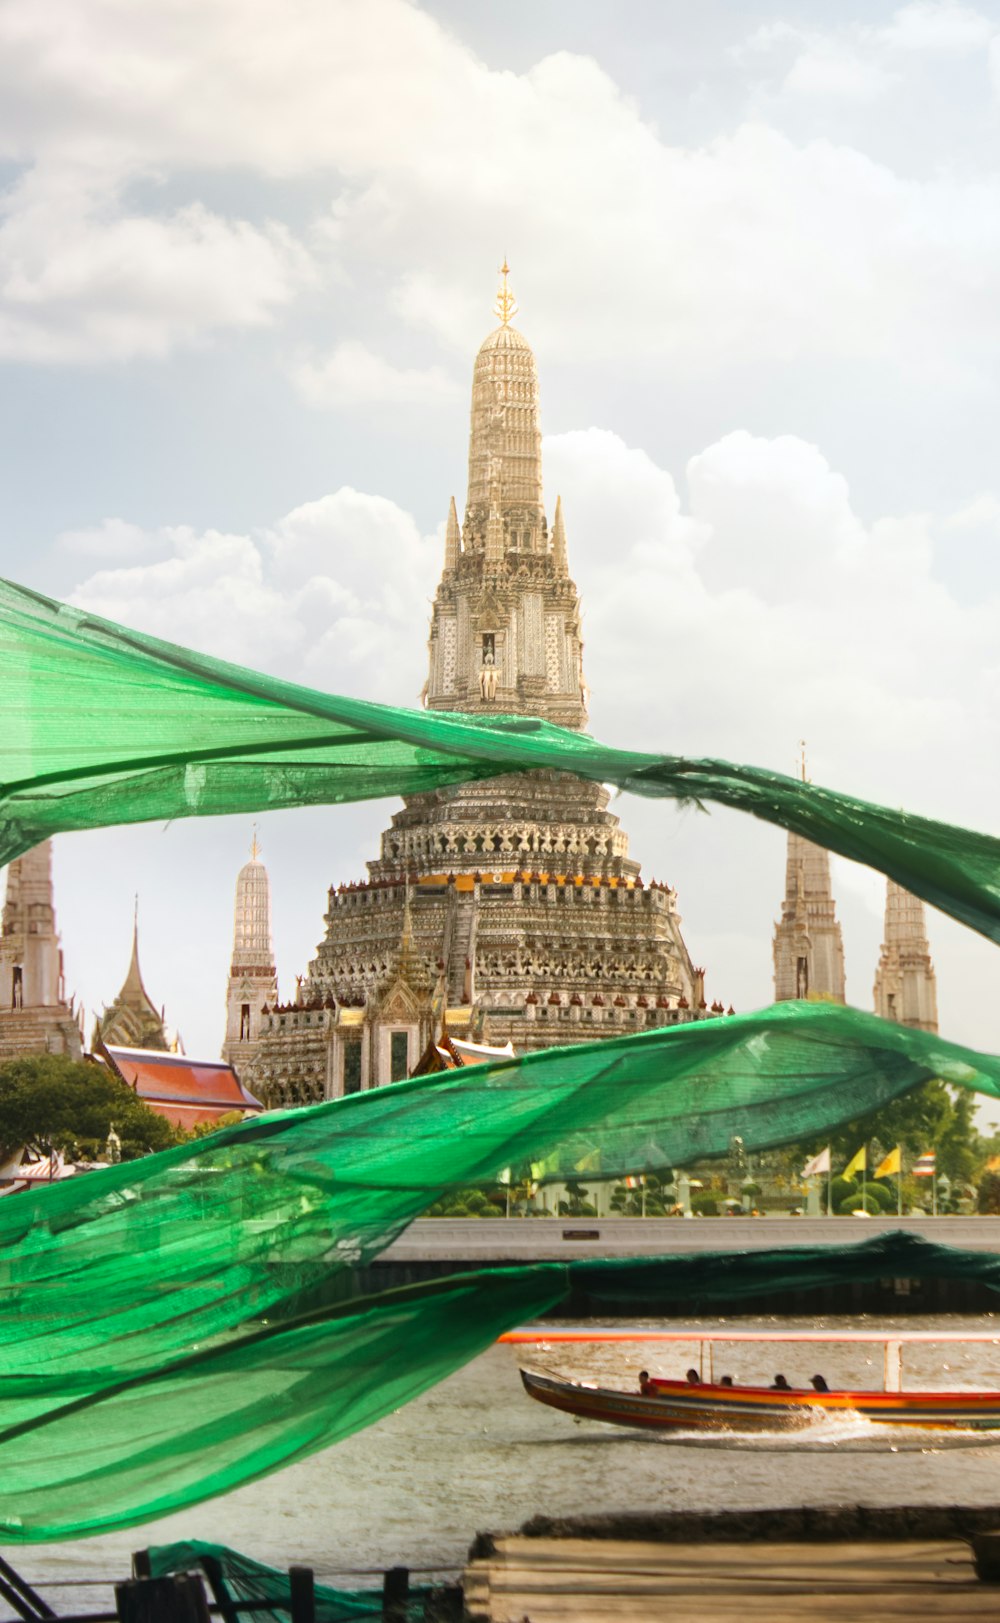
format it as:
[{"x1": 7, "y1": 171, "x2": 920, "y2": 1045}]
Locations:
[{"x1": 520, "y1": 1367, "x2": 1000, "y2": 1433}]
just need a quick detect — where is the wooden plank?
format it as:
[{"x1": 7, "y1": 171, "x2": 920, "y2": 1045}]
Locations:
[{"x1": 463, "y1": 1537, "x2": 994, "y2": 1623}]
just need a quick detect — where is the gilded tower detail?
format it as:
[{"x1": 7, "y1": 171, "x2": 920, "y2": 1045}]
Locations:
[
  {"x1": 243, "y1": 271, "x2": 715, "y2": 1107},
  {"x1": 873, "y1": 879, "x2": 938, "y2": 1033}
]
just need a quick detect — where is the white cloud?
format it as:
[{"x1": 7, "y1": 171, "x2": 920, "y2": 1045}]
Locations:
[
  {"x1": 783, "y1": 44, "x2": 898, "y2": 100},
  {"x1": 56, "y1": 517, "x2": 160, "y2": 560},
  {"x1": 291, "y1": 340, "x2": 460, "y2": 409},
  {"x1": 541, "y1": 426, "x2": 1000, "y2": 836},
  {"x1": 0, "y1": 1, "x2": 998, "y2": 374},
  {"x1": 0, "y1": 165, "x2": 314, "y2": 362},
  {"x1": 881, "y1": 3, "x2": 994, "y2": 52},
  {"x1": 68, "y1": 489, "x2": 440, "y2": 700},
  {"x1": 66, "y1": 425, "x2": 1000, "y2": 836}
]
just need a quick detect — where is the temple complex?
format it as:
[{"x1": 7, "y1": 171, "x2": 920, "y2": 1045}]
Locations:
[
  {"x1": 221, "y1": 832, "x2": 280, "y2": 1073},
  {"x1": 0, "y1": 840, "x2": 82, "y2": 1060},
  {"x1": 873, "y1": 879, "x2": 938, "y2": 1032},
  {"x1": 772, "y1": 831, "x2": 847, "y2": 1004},
  {"x1": 242, "y1": 267, "x2": 717, "y2": 1108},
  {"x1": 93, "y1": 910, "x2": 175, "y2": 1052}
]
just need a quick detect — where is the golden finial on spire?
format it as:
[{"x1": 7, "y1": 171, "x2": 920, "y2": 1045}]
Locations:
[
  {"x1": 250, "y1": 823, "x2": 260, "y2": 861},
  {"x1": 494, "y1": 257, "x2": 518, "y2": 327}
]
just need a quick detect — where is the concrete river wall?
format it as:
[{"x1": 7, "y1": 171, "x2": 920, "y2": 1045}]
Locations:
[{"x1": 359, "y1": 1215, "x2": 1000, "y2": 1314}]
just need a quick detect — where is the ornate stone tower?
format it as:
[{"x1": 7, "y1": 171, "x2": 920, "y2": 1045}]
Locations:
[
  {"x1": 773, "y1": 830, "x2": 846, "y2": 1003},
  {"x1": 246, "y1": 268, "x2": 715, "y2": 1109},
  {"x1": 93, "y1": 908, "x2": 173, "y2": 1052},
  {"x1": 425, "y1": 263, "x2": 586, "y2": 729},
  {"x1": 873, "y1": 880, "x2": 938, "y2": 1032},
  {"x1": 0, "y1": 840, "x2": 82, "y2": 1060},
  {"x1": 222, "y1": 832, "x2": 279, "y2": 1072}
]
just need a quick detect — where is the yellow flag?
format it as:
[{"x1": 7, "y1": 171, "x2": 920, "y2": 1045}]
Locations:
[
  {"x1": 843, "y1": 1145, "x2": 866, "y2": 1179},
  {"x1": 875, "y1": 1146, "x2": 901, "y2": 1178}
]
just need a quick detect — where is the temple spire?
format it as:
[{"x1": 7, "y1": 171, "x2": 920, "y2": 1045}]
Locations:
[
  {"x1": 552, "y1": 495, "x2": 568, "y2": 573},
  {"x1": 873, "y1": 879, "x2": 938, "y2": 1032},
  {"x1": 93, "y1": 902, "x2": 171, "y2": 1052},
  {"x1": 0, "y1": 839, "x2": 81, "y2": 1059},
  {"x1": 122, "y1": 900, "x2": 151, "y2": 1004},
  {"x1": 444, "y1": 497, "x2": 460, "y2": 571},
  {"x1": 773, "y1": 819, "x2": 846, "y2": 1004},
  {"x1": 422, "y1": 268, "x2": 587, "y2": 729},
  {"x1": 222, "y1": 834, "x2": 279, "y2": 1067}
]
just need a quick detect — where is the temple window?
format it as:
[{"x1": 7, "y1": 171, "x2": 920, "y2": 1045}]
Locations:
[
  {"x1": 11, "y1": 965, "x2": 22, "y2": 1010},
  {"x1": 390, "y1": 1030, "x2": 409, "y2": 1082},
  {"x1": 795, "y1": 956, "x2": 809, "y2": 999},
  {"x1": 240, "y1": 1002, "x2": 251, "y2": 1040}
]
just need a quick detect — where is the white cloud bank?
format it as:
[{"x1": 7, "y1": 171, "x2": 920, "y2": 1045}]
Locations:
[
  {"x1": 291, "y1": 340, "x2": 461, "y2": 409},
  {"x1": 66, "y1": 423, "x2": 1000, "y2": 834},
  {"x1": 2, "y1": 0, "x2": 1000, "y2": 375},
  {"x1": 67, "y1": 489, "x2": 440, "y2": 702}
]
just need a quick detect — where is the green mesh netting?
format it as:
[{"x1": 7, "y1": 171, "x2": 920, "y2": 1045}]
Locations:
[
  {"x1": 147, "y1": 1539, "x2": 432, "y2": 1622},
  {"x1": 4, "y1": 576, "x2": 1000, "y2": 942},
  {"x1": 1, "y1": 1003, "x2": 1000, "y2": 1541}
]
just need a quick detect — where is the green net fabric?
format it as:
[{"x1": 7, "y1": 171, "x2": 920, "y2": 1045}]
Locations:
[
  {"x1": 1, "y1": 1003, "x2": 1000, "y2": 1541},
  {"x1": 147, "y1": 1540, "x2": 432, "y2": 1622},
  {"x1": 4, "y1": 576, "x2": 1000, "y2": 942}
]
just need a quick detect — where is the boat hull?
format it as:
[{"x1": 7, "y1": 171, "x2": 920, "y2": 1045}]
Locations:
[{"x1": 520, "y1": 1368, "x2": 1000, "y2": 1433}]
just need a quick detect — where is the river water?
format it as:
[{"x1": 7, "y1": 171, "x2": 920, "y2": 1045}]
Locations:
[{"x1": 9, "y1": 1314, "x2": 1000, "y2": 1604}]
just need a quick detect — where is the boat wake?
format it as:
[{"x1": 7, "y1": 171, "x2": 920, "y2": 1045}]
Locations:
[{"x1": 613, "y1": 1412, "x2": 1000, "y2": 1453}]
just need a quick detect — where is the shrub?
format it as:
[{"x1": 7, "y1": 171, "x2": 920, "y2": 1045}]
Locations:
[
  {"x1": 866, "y1": 1179, "x2": 896, "y2": 1212},
  {"x1": 838, "y1": 1191, "x2": 881, "y2": 1216},
  {"x1": 829, "y1": 1175, "x2": 858, "y2": 1210},
  {"x1": 691, "y1": 1194, "x2": 718, "y2": 1216}
]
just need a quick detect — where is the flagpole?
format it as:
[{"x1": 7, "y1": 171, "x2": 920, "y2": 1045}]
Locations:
[
  {"x1": 897, "y1": 1147, "x2": 902, "y2": 1218},
  {"x1": 827, "y1": 1161, "x2": 832, "y2": 1217},
  {"x1": 862, "y1": 1145, "x2": 866, "y2": 1214}
]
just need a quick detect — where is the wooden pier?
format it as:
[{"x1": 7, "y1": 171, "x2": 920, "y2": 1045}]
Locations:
[{"x1": 463, "y1": 1534, "x2": 1000, "y2": 1621}]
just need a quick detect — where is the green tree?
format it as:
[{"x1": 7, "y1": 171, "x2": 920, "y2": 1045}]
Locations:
[
  {"x1": 0, "y1": 1054, "x2": 177, "y2": 1163},
  {"x1": 938, "y1": 1088, "x2": 979, "y2": 1186},
  {"x1": 801, "y1": 1080, "x2": 977, "y2": 1179}
]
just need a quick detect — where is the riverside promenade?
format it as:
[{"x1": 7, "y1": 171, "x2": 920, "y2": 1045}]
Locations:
[
  {"x1": 366, "y1": 1216, "x2": 1000, "y2": 1312},
  {"x1": 382, "y1": 1214, "x2": 1000, "y2": 1263}
]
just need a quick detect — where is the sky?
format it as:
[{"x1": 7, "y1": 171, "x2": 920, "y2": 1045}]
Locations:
[{"x1": 3, "y1": 0, "x2": 1000, "y2": 1114}]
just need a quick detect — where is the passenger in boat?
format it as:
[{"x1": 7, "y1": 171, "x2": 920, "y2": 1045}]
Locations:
[
  {"x1": 770, "y1": 1374, "x2": 792, "y2": 1390},
  {"x1": 810, "y1": 1374, "x2": 829, "y2": 1392},
  {"x1": 639, "y1": 1370, "x2": 651, "y2": 1394},
  {"x1": 719, "y1": 1375, "x2": 734, "y2": 1387},
  {"x1": 686, "y1": 1368, "x2": 701, "y2": 1385}
]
